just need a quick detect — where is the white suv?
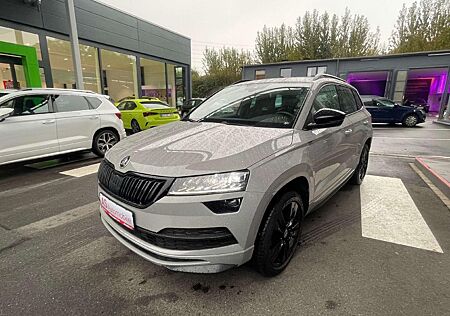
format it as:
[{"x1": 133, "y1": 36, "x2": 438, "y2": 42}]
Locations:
[{"x1": 0, "y1": 89, "x2": 126, "y2": 166}]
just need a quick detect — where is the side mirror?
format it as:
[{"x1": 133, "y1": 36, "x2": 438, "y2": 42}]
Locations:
[
  {"x1": 307, "y1": 108, "x2": 346, "y2": 129},
  {"x1": 0, "y1": 108, "x2": 13, "y2": 121}
]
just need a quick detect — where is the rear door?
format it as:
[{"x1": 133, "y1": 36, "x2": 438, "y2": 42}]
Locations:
[
  {"x1": 336, "y1": 85, "x2": 364, "y2": 172},
  {"x1": 53, "y1": 94, "x2": 100, "y2": 152},
  {"x1": 0, "y1": 94, "x2": 58, "y2": 164}
]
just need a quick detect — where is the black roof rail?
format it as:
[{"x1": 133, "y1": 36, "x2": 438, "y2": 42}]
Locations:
[
  {"x1": 232, "y1": 79, "x2": 251, "y2": 85},
  {"x1": 313, "y1": 74, "x2": 345, "y2": 82}
]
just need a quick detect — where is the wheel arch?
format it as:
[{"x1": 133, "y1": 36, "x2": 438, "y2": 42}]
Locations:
[
  {"x1": 92, "y1": 126, "x2": 120, "y2": 145},
  {"x1": 249, "y1": 174, "x2": 310, "y2": 249}
]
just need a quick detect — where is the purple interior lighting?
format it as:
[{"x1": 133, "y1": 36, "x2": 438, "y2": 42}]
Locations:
[
  {"x1": 406, "y1": 68, "x2": 448, "y2": 112},
  {"x1": 347, "y1": 71, "x2": 389, "y2": 96}
]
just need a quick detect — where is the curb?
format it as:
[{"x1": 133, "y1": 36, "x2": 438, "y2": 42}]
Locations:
[
  {"x1": 433, "y1": 120, "x2": 450, "y2": 127},
  {"x1": 414, "y1": 157, "x2": 450, "y2": 200}
]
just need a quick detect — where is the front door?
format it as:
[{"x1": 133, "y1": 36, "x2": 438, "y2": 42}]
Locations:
[
  {"x1": 307, "y1": 84, "x2": 352, "y2": 203},
  {"x1": 0, "y1": 94, "x2": 59, "y2": 164}
]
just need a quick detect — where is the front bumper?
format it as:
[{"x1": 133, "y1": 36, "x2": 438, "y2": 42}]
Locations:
[{"x1": 99, "y1": 188, "x2": 263, "y2": 273}]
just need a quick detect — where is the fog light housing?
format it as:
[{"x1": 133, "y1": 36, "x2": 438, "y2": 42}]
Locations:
[{"x1": 203, "y1": 198, "x2": 242, "y2": 214}]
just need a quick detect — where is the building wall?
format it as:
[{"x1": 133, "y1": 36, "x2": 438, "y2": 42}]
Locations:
[
  {"x1": 0, "y1": 0, "x2": 191, "y2": 103},
  {"x1": 243, "y1": 52, "x2": 450, "y2": 115},
  {"x1": 0, "y1": 0, "x2": 191, "y2": 65}
]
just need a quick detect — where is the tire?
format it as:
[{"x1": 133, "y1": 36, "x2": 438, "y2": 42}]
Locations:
[
  {"x1": 92, "y1": 129, "x2": 119, "y2": 157},
  {"x1": 402, "y1": 114, "x2": 418, "y2": 127},
  {"x1": 131, "y1": 119, "x2": 141, "y2": 134},
  {"x1": 350, "y1": 143, "x2": 369, "y2": 185},
  {"x1": 254, "y1": 191, "x2": 304, "y2": 277}
]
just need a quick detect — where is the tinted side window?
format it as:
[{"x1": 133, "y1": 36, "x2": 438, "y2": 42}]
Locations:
[
  {"x1": 117, "y1": 102, "x2": 126, "y2": 110},
  {"x1": 337, "y1": 86, "x2": 358, "y2": 114},
  {"x1": 86, "y1": 97, "x2": 102, "y2": 109},
  {"x1": 126, "y1": 101, "x2": 137, "y2": 110},
  {"x1": 54, "y1": 95, "x2": 90, "y2": 112},
  {"x1": 352, "y1": 90, "x2": 363, "y2": 109},
  {"x1": 312, "y1": 85, "x2": 340, "y2": 114},
  {"x1": 0, "y1": 95, "x2": 50, "y2": 116}
]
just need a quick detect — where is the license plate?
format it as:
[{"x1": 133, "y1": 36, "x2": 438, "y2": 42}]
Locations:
[
  {"x1": 160, "y1": 113, "x2": 172, "y2": 117},
  {"x1": 100, "y1": 193, "x2": 134, "y2": 230}
]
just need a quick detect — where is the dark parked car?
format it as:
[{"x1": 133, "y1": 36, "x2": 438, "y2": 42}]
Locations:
[
  {"x1": 180, "y1": 98, "x2": 205, "y2": 116},
  {"x1": 361, "y1": 95, "x2": 426, "y2": 127},
  {"x1": 407, "y1": 98, "x2": 430, "y2": 113}
]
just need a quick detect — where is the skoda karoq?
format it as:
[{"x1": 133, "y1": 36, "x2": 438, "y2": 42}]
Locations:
[{"x1": 98, "y1": 75, "x2": 372, "y2": 276}]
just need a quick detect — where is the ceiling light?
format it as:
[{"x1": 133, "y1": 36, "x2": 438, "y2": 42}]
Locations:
[{"x1": 64, "y1": 58, "x2": 68, "y2": 61}]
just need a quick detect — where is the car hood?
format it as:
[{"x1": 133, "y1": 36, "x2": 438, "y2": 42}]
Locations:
[{"x1": 106, "y1": 121, "x2": 293, "y2": 177}]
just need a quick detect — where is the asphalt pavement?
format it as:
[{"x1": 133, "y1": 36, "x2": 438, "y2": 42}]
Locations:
[{"x1": 0, "y1": 120, "x2": 449, "y2": 315}]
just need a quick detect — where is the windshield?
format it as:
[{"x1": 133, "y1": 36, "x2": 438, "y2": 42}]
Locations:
[
  {"x1": 188, "y1": 83, "x2": 309, "y2": 128},
  {"x1": 141, "y1": 102, "x2": 169, "y2": 109}
]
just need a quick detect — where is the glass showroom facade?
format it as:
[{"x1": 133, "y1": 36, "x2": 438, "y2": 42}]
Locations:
[{"x1": 0, "y1": 23, "x2": 190, "y2": 106}]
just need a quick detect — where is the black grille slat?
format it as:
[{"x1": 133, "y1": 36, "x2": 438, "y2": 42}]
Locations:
[{"x1": 98, "y1": 160, "x2": 171, "y2": 208}]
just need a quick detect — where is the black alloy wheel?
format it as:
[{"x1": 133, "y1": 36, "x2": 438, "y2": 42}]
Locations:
[
  {"x1": 350, "y1": 143, "x2": 369, "y2": 185},
  {"x1": 254, "y1": 191, "x2": 304, "y2": 276},
  {"x1": 131, "y1": 119, "x2": 141, "y2": 134}
]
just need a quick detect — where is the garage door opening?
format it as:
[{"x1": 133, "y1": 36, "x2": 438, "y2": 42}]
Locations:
[
  {"x1": 405, "y1": 68, "x2": 448, "y2": 113},
  {"x1": 346, "y1": 71, "x2": 390, "y2": 97}
]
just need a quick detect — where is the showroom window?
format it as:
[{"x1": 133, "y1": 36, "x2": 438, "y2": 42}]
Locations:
[
  {"x1": 280, "y1": 68, "x2": 292, "y2": 78},
  {"x1": 47, "y1": 37, "x2": 75, "y2": 89},
  {"x1": 167, "y1": 63, "x2": 177, "y2": 107},
  {"x1": 80, "y1": 44, "x2": 101, "y2": 93},
  {"x1": 53, "y1": 95, "x2": 90, "y2": 112},
  {"x1": 175, "y1": 66, "x2": 186, "y2": 107},
  {"x1": 255, "y1": 70, "x2": 266, "y2": 80},
  {"x1": 101, "y1": 49, "x2": 138, "y2": 102},
  {"x1": 48, "y1": 37, "x2": 102, "y2": 92},
  {"x1": 0, "y1": 26, "x2": 42, "y2": 60},
  {"x1": 140, "y1": 57, "x2": 167, "y2": 103}
]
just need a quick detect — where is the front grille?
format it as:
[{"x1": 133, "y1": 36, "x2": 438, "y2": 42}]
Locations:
[
  {"x1": 131, "y1": 226, "x2": 238, "y2": 250},
  {"x1": 98, "y1": 160, "x2": 172, "y2": 208}
]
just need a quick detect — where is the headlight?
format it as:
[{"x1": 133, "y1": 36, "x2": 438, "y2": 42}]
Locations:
[{"x1": 168, "y1": 171, "x2": 249, "y2": 195}]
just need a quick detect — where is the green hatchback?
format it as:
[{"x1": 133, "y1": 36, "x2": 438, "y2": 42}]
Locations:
[{"x1": 117, "y1": 99, "x2": 180, "y2": 133}]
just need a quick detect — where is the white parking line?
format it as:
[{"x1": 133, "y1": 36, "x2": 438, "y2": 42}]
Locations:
[
  {"x1": 59, "y1": 163, "x2": 100, "y2": 178},
  {"x1": 360, "y1": 175, "x2": 443, "y2": 253}
]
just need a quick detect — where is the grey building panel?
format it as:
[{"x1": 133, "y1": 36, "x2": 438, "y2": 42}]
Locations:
[
  {"x1": 243, "y1": 52, "x2": 450, "y2": 80},
  {"x1": 3, "y1": 0, "x2": 190, "y2": 66},
  {"x1": 0, "y1": 0, "x2": 43, "y2": 28},
  {"x1": 76, "y1": 0, "x2": 138, "y2": 28}
]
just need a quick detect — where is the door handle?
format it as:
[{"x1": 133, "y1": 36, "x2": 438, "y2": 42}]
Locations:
[
  {"x1": 89, "y1": 115, "x2": 99, "y2": 120},
  {"x1": 344, "y1": 128, "x2": 353, "y2": 135},
  {"x1": 363, "y1": 120, "x2": 369, "y2": 125},
  {"x1": 42, "y1": 119, "x2": 55, "y2": 125}
]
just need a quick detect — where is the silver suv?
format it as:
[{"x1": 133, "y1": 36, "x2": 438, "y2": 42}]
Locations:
[{"x1": 98, "y1": 75, "x2": 372, "y2": 276}]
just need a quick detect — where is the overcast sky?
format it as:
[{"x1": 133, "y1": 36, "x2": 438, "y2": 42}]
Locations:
[{"x1": 98, "y1": 0, "x2": 417, "y2": 71}]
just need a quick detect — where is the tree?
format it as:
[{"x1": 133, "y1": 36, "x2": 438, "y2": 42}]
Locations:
[
  {"x1": 390, "y1": 0, "x2": 450, "y2": 53},
  {"x1": 255, "y1": 24, "x2": 300, "y2": 63},
  {"x1": 192, "y1": 47, "x2": 253, "y2": 97}
]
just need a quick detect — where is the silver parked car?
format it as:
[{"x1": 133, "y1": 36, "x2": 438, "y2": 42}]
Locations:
[{"x1": 98, "y1": 75, "x2": 372, "y2": 276}]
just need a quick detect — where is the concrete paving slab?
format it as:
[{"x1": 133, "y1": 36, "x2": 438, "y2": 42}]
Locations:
[{"x1": 415, "y1": 157, "x2": 450, "y2": 201}]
